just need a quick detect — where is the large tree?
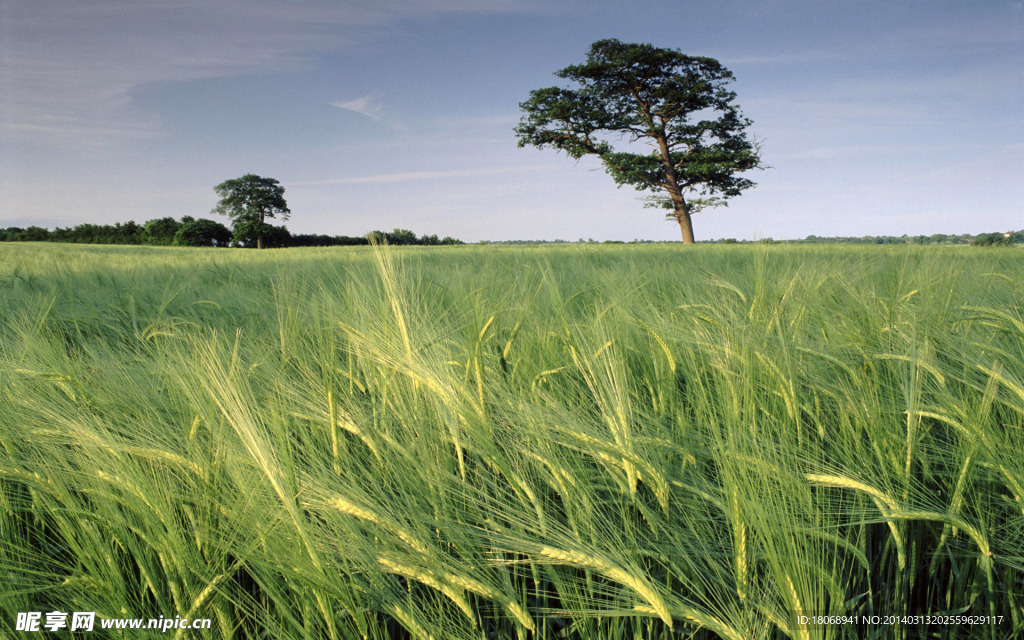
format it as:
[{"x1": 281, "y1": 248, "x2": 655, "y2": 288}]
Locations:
[
  {"x1": 212, "y1": 174, "x2": 291, "y2": 249},
  {"x1": 516, "y1": 39, "x2": 764, "y2": 243}
]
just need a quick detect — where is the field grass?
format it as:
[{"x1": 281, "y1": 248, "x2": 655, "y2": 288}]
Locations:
[{"x1": 1, "y1": 241, "x2": 1022, "y2": 639}]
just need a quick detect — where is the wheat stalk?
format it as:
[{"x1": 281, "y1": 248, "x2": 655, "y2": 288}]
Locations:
[{"x1": 539, "y1": 546, "x2": 671, "y2": 625}]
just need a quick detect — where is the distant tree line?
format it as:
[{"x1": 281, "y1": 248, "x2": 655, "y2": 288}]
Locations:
[
  {"x1": 478, "y1": 232, "x2": 1024, "y2": 246},
  {"x1": 790, "y1": 231, "x2": 1024, "y2": 246},
  {"x1": 700, "y1": 232, "x2": 1024, "y2": 246},
  {"x1": 3, "y1": 220, "x2": 1018, "y2": 247},
  {"x1": 0, "y1": 218, "x2": 463, "y2": 248}
]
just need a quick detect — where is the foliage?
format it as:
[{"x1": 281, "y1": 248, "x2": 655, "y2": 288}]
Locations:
[
  {"x1": 794, "y1": 231, "x2": 1023, "y2": 246},
  {"x1": 289, "y1": 233, "x2": 369, "y2": 247},
  {"x1": 212, "y1": 174, "x2": 291, "y2": 249},
  {"x1": 516, "y1": 39, "x2": 764, "y2": 243},
  {"x1": 19, "y1": 221, "x2": 145, "y2": 245},
  {"x1": 2, "y1": 222, "x2": 1018, "y2": 248},
  {"x1": 0, "y1": 243, "x2": 1021, "y2": 639},
  {"x1": 367, "y1": 228, "x2": 417, "y2": 245},
  {"x1": 0, "y1": 221, "x2": 465, "y2": 248},
  {"x1": 970, "y1": 232, "x2": 1017, "y2": 247},
  {"x1": 173, "y1": 217, "x2": 233, "y2": 247},
  {"x1": 366, "y1": 229, "x2": 464, "y2": 246},
  {"x1": 229, "y1": 221, "x2": 291, "y2": 249},
  {"x1": 143, "y1": 217, "x2": 182, "y2": 245},
  {"x1": 19, "y1": 226, "x2": 51, "y2": 242}
]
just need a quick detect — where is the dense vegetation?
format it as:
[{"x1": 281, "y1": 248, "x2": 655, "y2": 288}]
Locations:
[
  {"x1": 0, "y1": 219, "x2": 462, "y2": 247},
  {"x1": 478, "y1": 232, "x2": 1024, "y2": 245},
  {"x1": 3, "y1": 220, "x2": 1020, "y2": 248},
  {"x1": 1, "y1": 243, "x2": 1021, "y2": 639},
  {"x1": 799, "y1": 231, "x2": 1024, "y2": 246}
]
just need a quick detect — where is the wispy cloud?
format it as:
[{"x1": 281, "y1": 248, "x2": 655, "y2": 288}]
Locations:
[
  {"x1": 1, "y1": 2, "x2": 350, "y2": 150},
  {"x1": 725, "y1": 51, "x2": 851, "y2": 66},
  {"x1": 0, "y1": 0, "x2": 548, "y2": 150},
  {"x1": 331, "y1": 95, "x2": 382, "y2": 120},
  {"x1": 294, "y1": 164, "x2": 555, "y2": 186},
  {"x1": 723, "y1": 7, "x2": 1022, "y2": 71}
]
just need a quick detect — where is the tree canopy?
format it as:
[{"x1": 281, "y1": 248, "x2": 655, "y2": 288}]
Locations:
[
  {"x1": 173, "y1": 217, "x2": 233, "y2": 247},
  {"x1": 516, "y1": 39, "x2": 764, "y2": 243},
  {"x1": 212, "y1": 174, "x2": 291, "y2": 249},
  {"x1": 143, "y1": 217, "x2": 182, "y2": 245}
]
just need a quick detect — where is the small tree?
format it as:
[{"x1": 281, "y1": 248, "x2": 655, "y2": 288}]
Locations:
[
  {"x1": 212, "y1": 174, "x2": 291, "y2": 249},
  {"x1": 970, "y1": 232, "x2": 1012, "y2": 247},
  {"x1": 173, "y1": 218, "x2": 233, "y2": 247},
  {"x1": 21, "y1": 226, "x2": 49, "y2": 242},
  {"x1": 516, "y1": 39, "x2": 764, "y2": 243},
  {"x1": 385, "y1": 228, "x2": 418, "y2": 245},
  {"x1": 143, "y1": 217, "x2": 182, "y2": 245}
]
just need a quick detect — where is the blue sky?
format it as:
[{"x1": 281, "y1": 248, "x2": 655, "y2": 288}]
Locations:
[{"x1": 1, "y1": 0, "x2": 1021, "y2": 242}]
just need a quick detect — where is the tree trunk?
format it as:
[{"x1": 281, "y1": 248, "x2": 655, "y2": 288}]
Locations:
[
  {"x1": 652, "y1": 132, "x2": 696, "y2": 244},
  {"x1": 257, "y1": 236, "x2": 263, "y2": 250},
  {"x1": 669, "y1": 190, "x2": 695, "y2": 244},
  {"x1": 675, "y1": 206, "x2": 696, "y2": 244}
]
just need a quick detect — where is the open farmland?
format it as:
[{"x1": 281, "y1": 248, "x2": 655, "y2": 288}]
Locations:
[{"x1": 1, "y1": 242, "x2": 1022, "y2": 639}]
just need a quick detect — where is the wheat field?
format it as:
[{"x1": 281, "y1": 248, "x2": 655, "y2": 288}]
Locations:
[{"x1": 1, "y1": 242, "x2": 1021, "y2": 639}]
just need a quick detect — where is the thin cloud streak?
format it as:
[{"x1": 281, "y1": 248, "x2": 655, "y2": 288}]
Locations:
[
  {"x1": 331, "y1": 95, "x2": 382, "y2": 120},
  {"x1": 294, "y1": 164, "x2": 558, "y2": 186},
  {"x1": 0, "y1": 1, "x2": 552, "y2": 149}
]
